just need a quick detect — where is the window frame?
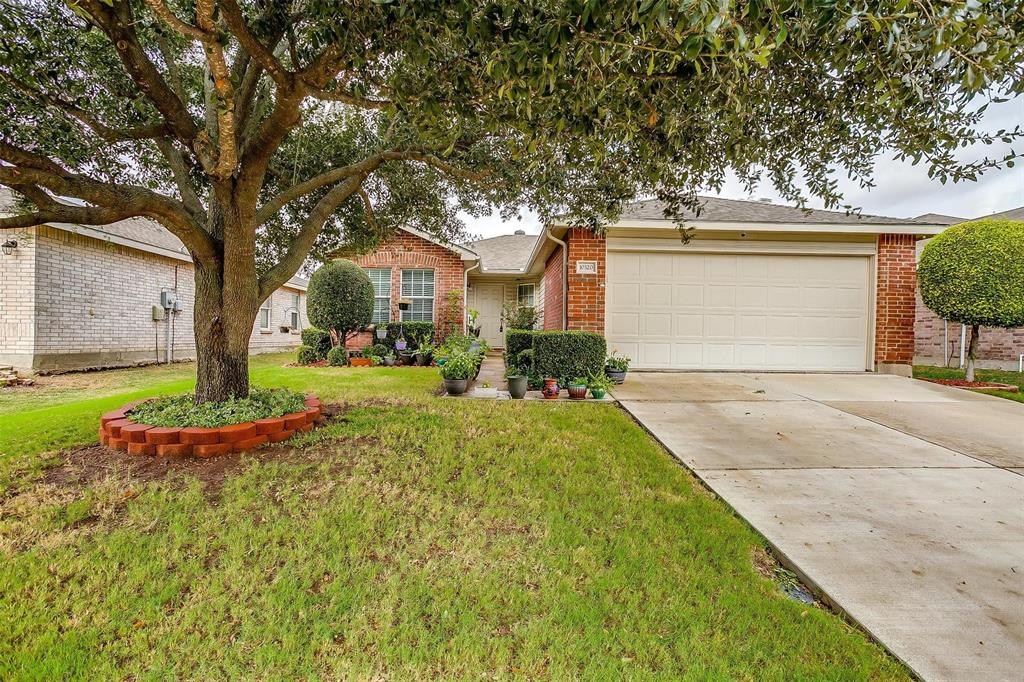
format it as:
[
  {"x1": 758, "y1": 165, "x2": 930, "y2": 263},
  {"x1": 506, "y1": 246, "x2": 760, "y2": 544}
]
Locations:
[
  {"x1": 364, "y1": 267, "x2": 392, "y2": 325},
  {"x1": 517, "y1": 283, "x2": 536, "y2": 307},
  {"x1": 400, "y1": 268, "x2": 435, "y2": 322},
  {"x1": 290, "y1": 293, "x2": 300, "y2": 329},
  {"x1": 259, "y1": 298, "x2": 272, "y2": 330}
]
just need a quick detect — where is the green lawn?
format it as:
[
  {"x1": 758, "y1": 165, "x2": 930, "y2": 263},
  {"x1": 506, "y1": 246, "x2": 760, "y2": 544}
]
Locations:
[
  {"x1": 913, "y1": 364, "x2": 1024, "y2": 403},
  {"x1": 0, "y1": 354, "x2": 907, "y2": 679}
]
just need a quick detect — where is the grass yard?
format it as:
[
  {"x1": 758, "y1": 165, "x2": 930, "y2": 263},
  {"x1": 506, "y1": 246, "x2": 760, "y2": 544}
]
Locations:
[
  {"x1": 913, "y1": 364, "x2": 1024, "y2": 403},
  {"x1": 0, "y1": 354, "x2": 908, "y2": 679}
]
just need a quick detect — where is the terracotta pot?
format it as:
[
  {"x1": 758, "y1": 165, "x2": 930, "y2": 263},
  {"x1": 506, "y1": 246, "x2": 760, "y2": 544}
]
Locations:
[
  {"x1": 350, "y1": 357, "x2": 372, "y2": 367},
  {"x1": 568, "y1": 384, "x2": 587, "y2": 400},
  {"x1": 542, "y1": 378, "x2": 560, "y2": 400}
]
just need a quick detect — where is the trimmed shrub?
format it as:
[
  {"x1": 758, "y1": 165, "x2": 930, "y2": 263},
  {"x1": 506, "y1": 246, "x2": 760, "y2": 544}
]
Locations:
[
  {"x1": 296, "y1": 345, "x2": 320, "y2": 365},
  {"x1": 510, "y1": 331, "x2": 606, "y2": 384},
  {"x1": 919, "y1": 219, "x2": 1024, "y2": 328},
  {"x1": 326, "y1": 345, "x2": 347, "y2": 367},
  {"x1": 367, "y1": 343, "x2": 391, "y2": 358},
  {"x1": 128, "y1": 388, "x2": 306, "y2": 428},
  {"x1": 380, "y1": 321, "x2": 435, "y2": 350},
  {"x1": 300, "y1": 328, "x2": 332, "y2": 359},
  {"x1": 307, "y1": 260, "x2": 374, "y2": 347},
  {"x1": 505, "y1": 329, "x2": 537, "y2": 363},
  {"x1": 919, "y1": 219, "x2": 1024, "y2": 380}
]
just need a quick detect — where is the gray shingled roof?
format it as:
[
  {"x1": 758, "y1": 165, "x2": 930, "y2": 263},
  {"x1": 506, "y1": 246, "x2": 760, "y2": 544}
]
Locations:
[
  {"x1": 0, "y1": 188, "x2": 308, "y2": 288},
  {"x1": 618, "y1": 196, "x2": 927, "y2": 225},
  {"x1": 913, "y1": 213, "x2": 966, "y2": 225},
  {"x1": 984, "y1": 206, "x2": 1024, "y2": 221},
  {"x1": 465, "y1": 233, "x2": 539, "y2": 272}
]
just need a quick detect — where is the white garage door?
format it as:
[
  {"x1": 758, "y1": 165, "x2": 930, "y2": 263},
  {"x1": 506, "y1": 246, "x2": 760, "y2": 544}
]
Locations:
[{"x1": 606, "y1": 251, "x2": 871, "y2": 371}]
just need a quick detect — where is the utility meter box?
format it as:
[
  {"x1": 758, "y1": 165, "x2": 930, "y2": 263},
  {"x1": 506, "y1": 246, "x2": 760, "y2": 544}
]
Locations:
[
  {"x1": 172, "y1": 299, "x2": 183, "y2": 312},
  {"x1": 152, "y1": 305, "x2": 166, "y2": 321},
  {"x1": 160, "y1": 290, "x2": 176, "y2": 309}
]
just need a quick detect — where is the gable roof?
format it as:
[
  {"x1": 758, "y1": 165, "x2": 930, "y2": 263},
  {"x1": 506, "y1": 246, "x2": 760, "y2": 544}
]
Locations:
[
  {"x1": 465, "y1": 233, "x2": 539, "y2": 273},
  {"x1": 399, "y1": 225, "x2": 478, "y2": 260},
  {"x1": 616, "y1": 196, "x2": 926, "y2": 225},
  {"x1": 913, "y1": 212, "x2": 966, "y2": 225}
]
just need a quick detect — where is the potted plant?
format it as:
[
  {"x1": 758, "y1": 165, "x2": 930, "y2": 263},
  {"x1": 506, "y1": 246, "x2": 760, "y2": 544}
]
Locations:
[
  {"x1": 395, "y1": 336, "x2": 408, "y2": 351},
  {"x1": 587, "y1": 372, "x2": 613, "y2": 399},
  {"x1": 415, "y1": 342, "x2": 434, "y2": 366},
  {"x1": 567, "y1": 377, "x2": 588, "y2": 400},
  {"x1": 506, "y1": 368, "x2": 528, "y2": 399},
  {"x1": 381, "y1": 351, "x2": 396, "y2": 367},
  {"x1": 376, "y1": 326, "x2": 388, "y2": 340},
  {"x1": 440, "y1": 351, "x2": 476, "y2": 396},
  {"x1": 605, "y1": 351, "x2": 631, "y2": 384},
  {"x1": 350, "y1": 351, "x2": 373, "y2": 367},
  {"x1": 541, "y1": 377, "x2": 560, "y2": 400}
]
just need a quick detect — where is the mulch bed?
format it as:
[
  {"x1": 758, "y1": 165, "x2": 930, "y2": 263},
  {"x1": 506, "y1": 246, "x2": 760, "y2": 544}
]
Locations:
[
  {"x1": 41, "y1": 402, "x2": 368, "y2": 495},
  {"x1": 920, "y1": 378, "x2": 1020, "y2": 392}
]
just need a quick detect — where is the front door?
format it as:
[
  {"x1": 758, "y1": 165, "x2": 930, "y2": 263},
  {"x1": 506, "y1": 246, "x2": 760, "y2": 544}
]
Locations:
[{"x1": 473, "y1": 284, "x2": 505, "y2": 347}]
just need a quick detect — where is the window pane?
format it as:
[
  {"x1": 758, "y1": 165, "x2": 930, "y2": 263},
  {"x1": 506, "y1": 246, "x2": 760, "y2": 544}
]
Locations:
[
  {"x1": 365, "y1": 269, "x2": 391, "y2": 324},
  {"x1": 372, "y1": 297, "x2": 390, "y2": 325},
  {"x1": 517, "y1": 284, "x2": 535, "y2": 306},
  {"x1": 400, "y1": 270, "x2": 434, "y2": 321},
  {"x1": 260, "y1": 308, "x2": 270, "y2": 328}
]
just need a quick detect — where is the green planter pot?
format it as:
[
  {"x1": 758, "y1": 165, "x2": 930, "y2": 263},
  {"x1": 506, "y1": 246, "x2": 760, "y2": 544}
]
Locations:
[
  {"x1": 590, "y1": 388, "x2": 607, "y2": 400},
  {"x1": 507, "y1": 375, "x2": 528, "y2": 399}
]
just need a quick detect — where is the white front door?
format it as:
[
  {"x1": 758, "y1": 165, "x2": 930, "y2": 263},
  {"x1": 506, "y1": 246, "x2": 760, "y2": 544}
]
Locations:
[
  {"x1": 473, "y1": 284, "x2": 505, "y2": 347},
  {"x1": 606, "y1": 251, "x2": 871, "y2": 371}
]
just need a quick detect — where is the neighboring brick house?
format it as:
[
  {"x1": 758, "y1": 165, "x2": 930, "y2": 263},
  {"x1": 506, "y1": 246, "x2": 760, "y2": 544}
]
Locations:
[
  {"x1": 0, "y1": 189, "x2": 308, "y2": 372},
  {"x1": 346, "y1": 197, "x2": 946, "y2": 376},
  {"x1": 913, "y1": 207, "x2": 1024, "y2": 370}
]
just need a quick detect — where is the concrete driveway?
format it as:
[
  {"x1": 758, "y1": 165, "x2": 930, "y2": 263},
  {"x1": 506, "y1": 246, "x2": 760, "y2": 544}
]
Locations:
[{"x1": 615, "y1": 373, "x2": 1024, "y2": 682}]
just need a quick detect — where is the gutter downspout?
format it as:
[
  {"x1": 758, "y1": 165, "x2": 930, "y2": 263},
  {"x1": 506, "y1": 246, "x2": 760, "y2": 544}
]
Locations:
[
  {"x1": 543, "y1": 228, "x2": 568, "y2": 330},
  {"x1": 463, "y1": 260, "x2": 480, "y2": 333}
]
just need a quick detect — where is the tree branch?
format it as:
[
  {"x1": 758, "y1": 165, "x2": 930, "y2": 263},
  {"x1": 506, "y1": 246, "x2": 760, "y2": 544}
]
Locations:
[
  {"x1": 255, "y1": 153, "x2": 388, "y2": 225},
  {"x1": 308, "y1": 86, "x2": 391, "y2": 110},
  {"x1": 0, "y1": 71, "x2": 169, "y2": 143},
  {"x1": 154, "y1": 137, "x2": 207, "y2": 221},
  {"x1": 357, "y1": 187, "x2": 378, "y2": 233},
  {"x1": 258, "y1": 175, "x2": 364, "y2": 298},
  {"x1": 219, "y1": 0, "x2": 291, "y2": 88},
  {"x1": 0, "y1": 205, "x2": 138, "y2": 230}
]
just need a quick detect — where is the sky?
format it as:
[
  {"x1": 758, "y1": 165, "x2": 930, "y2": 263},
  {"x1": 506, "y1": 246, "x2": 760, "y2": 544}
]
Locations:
[{"x1": 460, "y1": 96, "x2": 1023, "y2": 240}]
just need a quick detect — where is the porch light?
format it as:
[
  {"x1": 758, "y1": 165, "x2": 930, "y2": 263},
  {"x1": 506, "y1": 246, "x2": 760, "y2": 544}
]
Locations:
[{"x1": 1, "y1": 239, "x2": 17, "y2": 256}]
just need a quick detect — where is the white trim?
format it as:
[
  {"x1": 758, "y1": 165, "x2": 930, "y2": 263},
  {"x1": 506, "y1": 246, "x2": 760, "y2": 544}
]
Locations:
[
  {"x1": 400, "y1": 225, "x2": 478, "y2": 260},
  {"x1": 561, "y1": 219, "x2": 944, "y2": 236},
  {"x1": 607, "y1": 236, "x2": 878, "y2": 256}
]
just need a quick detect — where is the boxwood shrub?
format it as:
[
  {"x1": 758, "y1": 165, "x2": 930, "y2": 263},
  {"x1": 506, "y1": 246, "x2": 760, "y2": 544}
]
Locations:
[
  {"x1": 505, "y1": 330, "x2": 606, "y2": 384},
  {"x1": 326, "y1": 345, "x2": 347, "y2": 366},
  {"x1": 300, "y1": 327, "x2": 332, "y2": 359},
  {"x1": 379, "y1": 321, "x2": 434, "y2": 350},
  {"x1": 296, "y1": 345, "x2": 320, "y2": 365}
]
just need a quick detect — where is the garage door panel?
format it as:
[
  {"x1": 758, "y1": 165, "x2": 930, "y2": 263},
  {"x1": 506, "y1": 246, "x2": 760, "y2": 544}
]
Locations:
[{"x1": 607, "y1": 251, "x2": 870, "y2": 371}]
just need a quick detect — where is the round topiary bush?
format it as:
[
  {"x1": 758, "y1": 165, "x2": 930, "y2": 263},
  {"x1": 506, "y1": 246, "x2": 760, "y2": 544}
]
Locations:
[
  {"x1": 300, "y1": 328, "x2": 332, "y2": 359},
  {"x1": 306, "y1": 260, "x2": 374, "y2": 348},
  {"x1": 918, "y1": 219, "x2": 1024, "y2": 380},
  {"x1": 297, "y1": 345, "x2": 320, "y2": 365},
  {"x1": 326, "y1": 345, "x2": 347, "y2": 367}
]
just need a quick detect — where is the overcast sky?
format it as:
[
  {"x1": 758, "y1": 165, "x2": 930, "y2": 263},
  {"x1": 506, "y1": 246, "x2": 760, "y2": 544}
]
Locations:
[{"x1": 461, "y1": 96, "x2": 1023, "y2": 240}]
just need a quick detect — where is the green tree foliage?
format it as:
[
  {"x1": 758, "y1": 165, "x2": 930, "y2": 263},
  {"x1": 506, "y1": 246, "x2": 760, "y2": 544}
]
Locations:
[
  {"x1": 306, "y1": 260, "x2": 374, "y2": 349},
  {"x1": 919, "y1": 219, "x2": 1024, "y2": 379},
  {"x1": 0, "y1": 1, "x2": 1021, "y2": 400}
]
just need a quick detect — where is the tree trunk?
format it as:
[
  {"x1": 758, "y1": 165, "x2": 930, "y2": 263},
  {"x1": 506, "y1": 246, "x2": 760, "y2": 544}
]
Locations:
[
  {"x1": 193, "y1": 263, "x2": 258, "y2": 403},
  {"x1": 965, "y1": 324, "x2": 980, "y2": 382}
]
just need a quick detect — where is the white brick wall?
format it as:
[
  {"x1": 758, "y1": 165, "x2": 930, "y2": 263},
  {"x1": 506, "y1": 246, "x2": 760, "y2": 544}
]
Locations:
[
  {"x1": 9, "y1": 226, "x2": 306, "y2": 371},
  {"x1": 0, "y1": 227, "x2": 37, "y2": 367}
]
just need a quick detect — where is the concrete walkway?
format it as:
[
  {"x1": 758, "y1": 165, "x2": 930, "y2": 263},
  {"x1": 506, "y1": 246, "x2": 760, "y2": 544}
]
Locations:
[{"x1": 615, "y1": 373, "x2": 1024, "y2": 682}]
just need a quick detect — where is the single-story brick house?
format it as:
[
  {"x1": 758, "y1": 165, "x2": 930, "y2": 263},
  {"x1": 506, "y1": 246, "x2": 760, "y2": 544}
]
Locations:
[
  {"x1": 347, "y1": 197, "x2": 949, "y2": 376},
  {"x1": 0, "y1": 189, "x2": 308, "y2": 372},
  {"x1": 913, "y1": 206, "x2": 1024, "y2": 370}
]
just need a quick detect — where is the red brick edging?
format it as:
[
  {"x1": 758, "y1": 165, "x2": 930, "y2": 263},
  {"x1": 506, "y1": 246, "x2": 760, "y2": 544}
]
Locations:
[{"x1": 98, "y1": 395, "x2": 323, "y2": 458}]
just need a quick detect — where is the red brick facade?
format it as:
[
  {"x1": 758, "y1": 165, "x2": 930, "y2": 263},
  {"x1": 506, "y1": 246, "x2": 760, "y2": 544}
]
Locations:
[
  {"x1": 916, "y1": 296, "x2": 1024, "y2": 365},
  {"x1": 875, "y1": 234, "x2": 917, "y2": 371},
  {"x1": 345, "y1": 230, "x2": 465, "y2": 348},
  {"x1": 542, "y1": 248, "x2": 563, "y2": 330},
  {"x1": 564, "y1": 228, "x2": 606, "y2": 333}
]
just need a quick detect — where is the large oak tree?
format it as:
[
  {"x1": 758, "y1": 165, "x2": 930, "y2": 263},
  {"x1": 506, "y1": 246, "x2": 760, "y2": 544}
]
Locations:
[{"x1": 1, "y1": 0, "x2": 1021, "y2": 402}]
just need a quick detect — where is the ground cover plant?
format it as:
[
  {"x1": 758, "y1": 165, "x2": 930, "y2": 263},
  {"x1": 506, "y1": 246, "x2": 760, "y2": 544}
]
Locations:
[
  {"x1": 0, "y1": 354, "x2": 909, "y2": 679},
  {"x1": 128, "y1": 387, "x2": 307, "y2": 428}
]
